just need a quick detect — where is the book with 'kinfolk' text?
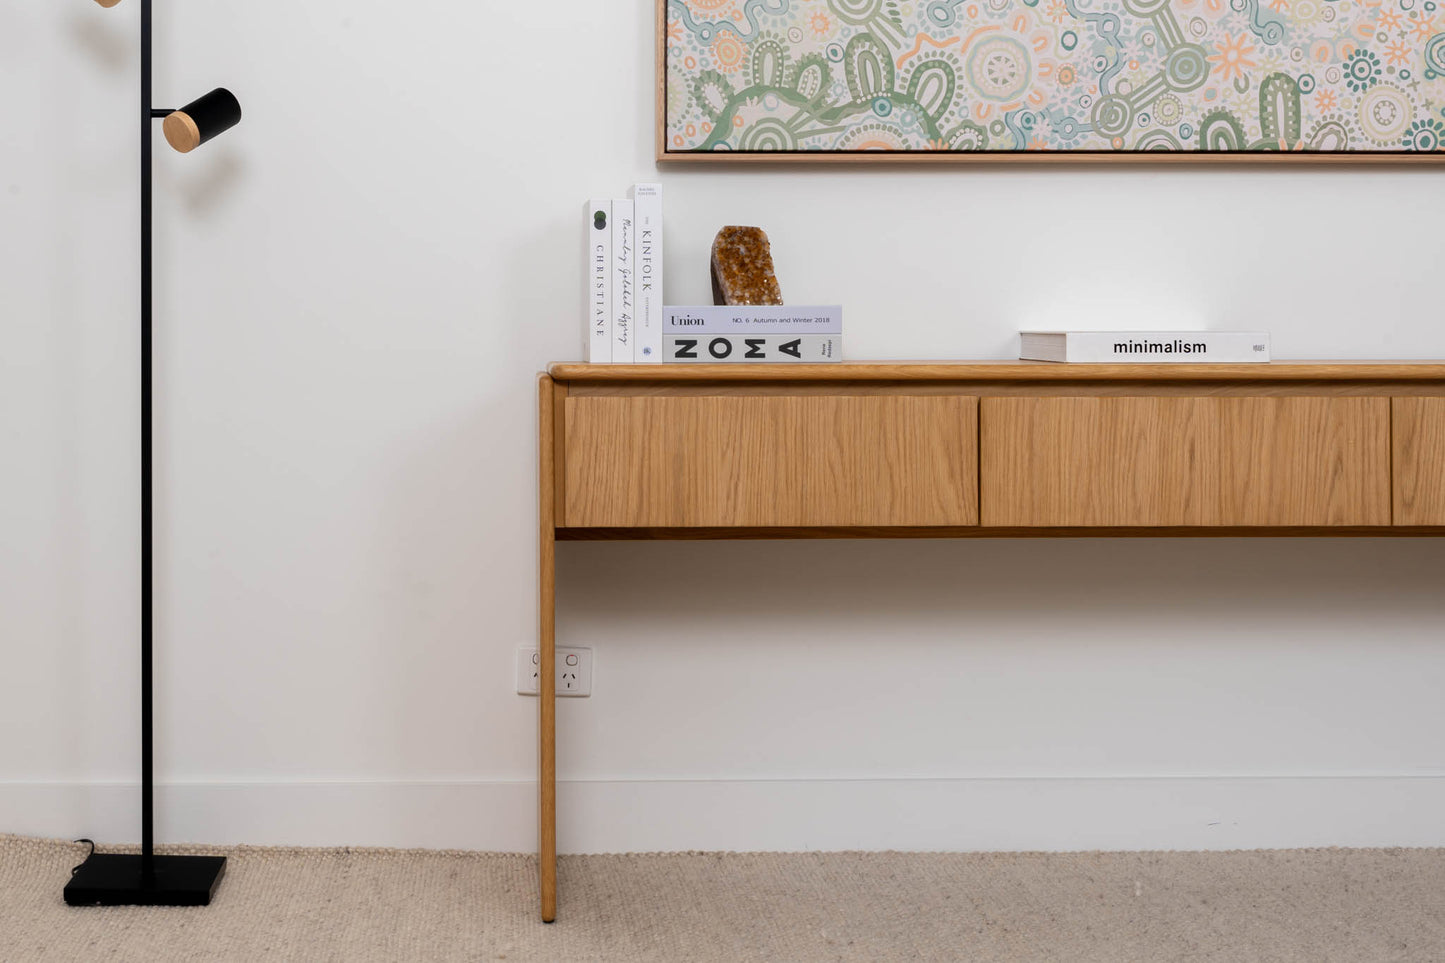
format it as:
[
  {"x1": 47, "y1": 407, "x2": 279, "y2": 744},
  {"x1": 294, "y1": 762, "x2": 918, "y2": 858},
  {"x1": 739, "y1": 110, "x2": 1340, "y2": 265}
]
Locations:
[
  {"x1": 1020, "y1": 331, "x2": 1271, "y2": 363},
  {"x1": 629, "y1": 184, "x2": 663, "y2": 362}
]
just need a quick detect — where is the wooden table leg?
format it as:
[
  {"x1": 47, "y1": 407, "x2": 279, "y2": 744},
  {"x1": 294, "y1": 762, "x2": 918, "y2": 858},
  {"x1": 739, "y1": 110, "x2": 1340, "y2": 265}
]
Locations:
[{"x1": 538, "y1": 374, "x2": 558, "y2": 923}]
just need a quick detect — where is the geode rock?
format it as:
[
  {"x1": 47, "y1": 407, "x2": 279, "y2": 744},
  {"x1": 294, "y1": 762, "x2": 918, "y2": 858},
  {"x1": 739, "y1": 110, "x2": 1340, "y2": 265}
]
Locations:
[{"x1": 711, "y1": 226, "x2": 784, "y2": 306}]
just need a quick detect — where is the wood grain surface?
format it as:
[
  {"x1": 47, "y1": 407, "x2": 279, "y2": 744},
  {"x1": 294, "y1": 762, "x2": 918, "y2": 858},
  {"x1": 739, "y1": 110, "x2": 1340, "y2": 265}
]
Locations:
[
  {"x1": 550, "y1": 362, "x2": 1445, "y2": 383},
  {"x1": 567, "y1": 381, "x2": 1445, "y2": 400},
  {"x1": 980, "y1": 397, "x2": 1390, "y2": 526},
  {"x1": 556, "y1": 525, "x2": 1445, "y2": 539},
  {"x1": 564, "y1": 395, "x2": 977, "y2": 527},
  {"x1": 536, "y1": 375, "x2": 557, "y2": 923},
  {"x1": 162, "y1": 112, "x2": 201, "y2": 154},
  {"x1": 1393, "y1": 398, "x2": 1445, "y2": 525}
]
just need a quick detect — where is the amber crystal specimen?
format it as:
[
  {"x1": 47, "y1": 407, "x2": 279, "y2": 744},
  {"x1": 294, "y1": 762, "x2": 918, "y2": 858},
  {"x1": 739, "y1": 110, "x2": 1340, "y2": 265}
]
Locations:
[{"x1": 710, "y1": 226, "x2": 784, "y2": 306}]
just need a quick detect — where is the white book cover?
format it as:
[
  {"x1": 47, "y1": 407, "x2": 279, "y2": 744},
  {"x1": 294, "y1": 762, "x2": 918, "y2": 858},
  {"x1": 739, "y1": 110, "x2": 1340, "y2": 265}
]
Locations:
[
  {"x1": 1020, "y1": 331, "x2": 1271, "y2": 363},
  {"x1": 629, "y1": 183, "x2": 663, "y2": 362},
  {"x1": 584, "y1": 199, "x2": 611, "y2": 363},
  {"x1": 611, "y1": 198, "x2": 634, "y2": 363},
  {"x1": 663, "y1": 305, "x2": 843, "y2": 334},
  {"x1": 664, "y1": 333, "x2": 841, "y2": 363}
]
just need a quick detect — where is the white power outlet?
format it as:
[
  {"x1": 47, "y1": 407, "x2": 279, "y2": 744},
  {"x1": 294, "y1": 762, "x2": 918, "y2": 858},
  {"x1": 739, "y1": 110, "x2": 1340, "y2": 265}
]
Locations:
[{"x1": 516, "y1": 646, "x2": 592, "y2": 697}]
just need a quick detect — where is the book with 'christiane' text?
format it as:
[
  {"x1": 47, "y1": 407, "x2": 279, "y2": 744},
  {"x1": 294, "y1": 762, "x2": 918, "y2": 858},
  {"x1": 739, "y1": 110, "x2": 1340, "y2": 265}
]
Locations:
[{"x1": 583, "y1": 200, "x2": 611, "y2": 363}]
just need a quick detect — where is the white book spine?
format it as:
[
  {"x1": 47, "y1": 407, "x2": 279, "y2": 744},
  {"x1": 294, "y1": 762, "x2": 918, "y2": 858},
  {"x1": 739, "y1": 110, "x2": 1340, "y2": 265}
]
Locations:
[
  {"x1": 663, "y1": 333, "x2": 841, "y2": 363},
  {"x1": 662, "y1": 305, "x2": 843, "y2": 334},
  {"x1": 629, "y1": 184, "x2": 663, "y2": 363},
  {"x1": 611, "y1": 198, "x2": 634, "y2": 363},
  {"x1": 1021, "y1": 331, "x2": 1272, "y2": 363},
  {"x1": 1070, "y1": 332, "x2": 1269, "y2": 362},
  {"x1": 585, "y1": 200, "x2": 611, "y2": 363}
]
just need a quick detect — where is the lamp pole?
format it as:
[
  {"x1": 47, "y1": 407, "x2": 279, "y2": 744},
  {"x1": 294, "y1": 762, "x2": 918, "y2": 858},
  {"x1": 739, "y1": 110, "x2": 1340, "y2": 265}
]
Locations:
[
  {"x1": 64, "y1": 0, "x2": 241, "y2": 907},
  {"x1": 140, "y1": 0, "x2": 156, "y2": 878}
]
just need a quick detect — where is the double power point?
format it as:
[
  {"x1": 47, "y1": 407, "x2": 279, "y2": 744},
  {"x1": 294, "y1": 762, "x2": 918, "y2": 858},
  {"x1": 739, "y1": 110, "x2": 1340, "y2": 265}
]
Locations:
[{"x1": 516, "y1": 646, "x2": 593, "y2": 697}]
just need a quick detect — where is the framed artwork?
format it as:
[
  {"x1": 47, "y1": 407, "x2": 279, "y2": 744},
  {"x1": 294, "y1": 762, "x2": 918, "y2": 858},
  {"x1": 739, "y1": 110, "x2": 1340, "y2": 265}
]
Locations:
[{"x1": 657, "y1": 0, "x2": 1445, "y2": 160}]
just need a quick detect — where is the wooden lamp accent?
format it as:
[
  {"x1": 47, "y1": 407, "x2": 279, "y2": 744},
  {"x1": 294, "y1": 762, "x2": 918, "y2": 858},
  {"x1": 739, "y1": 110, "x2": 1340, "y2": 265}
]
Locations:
[
  {"x1": 163, "y1": 89, "x2": 242, "y2": 154},
  {"x1": 162, "y1": 112, "x2": 200, "y2": 153},
  {"x1": 63, "y1": 0, "x2": 241, "y2": 911}
]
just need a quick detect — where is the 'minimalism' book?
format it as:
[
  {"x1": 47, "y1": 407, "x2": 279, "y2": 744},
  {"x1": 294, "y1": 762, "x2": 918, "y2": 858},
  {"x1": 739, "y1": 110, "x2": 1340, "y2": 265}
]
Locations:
[
  {"x1": 663, "y1": 305, "x2": 842, "y2": 334},
  {"x1": 1020, "y1": 331, "x2": 1271, "y2": 363},
  {"x1": 663, "y1": 333, "x2": 841, "y2": 363}
]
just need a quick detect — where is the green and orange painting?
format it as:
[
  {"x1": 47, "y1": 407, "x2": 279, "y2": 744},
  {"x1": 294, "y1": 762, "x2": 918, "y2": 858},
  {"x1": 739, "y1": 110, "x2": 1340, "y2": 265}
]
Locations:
[{"x1": 663, "y1": 0, "x2": 1445, "y2": 152}]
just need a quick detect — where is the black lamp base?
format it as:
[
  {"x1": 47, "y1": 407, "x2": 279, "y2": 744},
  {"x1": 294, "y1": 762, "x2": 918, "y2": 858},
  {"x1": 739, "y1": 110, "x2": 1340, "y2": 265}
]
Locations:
[{"x1": 64, "y1": 853, "x2": 227, "y2": 907}]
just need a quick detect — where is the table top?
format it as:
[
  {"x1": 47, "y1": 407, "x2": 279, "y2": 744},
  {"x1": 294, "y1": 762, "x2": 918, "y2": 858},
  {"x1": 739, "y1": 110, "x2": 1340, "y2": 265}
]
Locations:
[{"x1": 549, "y1": 361, "x2": 1445, "y2": 383}]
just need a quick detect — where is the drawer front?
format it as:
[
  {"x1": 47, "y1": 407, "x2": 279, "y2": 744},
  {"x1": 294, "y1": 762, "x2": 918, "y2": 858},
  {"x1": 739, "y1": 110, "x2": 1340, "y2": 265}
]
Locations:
[
  {"x1": 563, "y1": 395, "x2": 978, "y2": 527},
  {"x1": 1393, "y1": 398, "x2": 1445, "y2": 525},
  {"x1": 981, "y1": 396, "x2": 1390, "y2": 527}
]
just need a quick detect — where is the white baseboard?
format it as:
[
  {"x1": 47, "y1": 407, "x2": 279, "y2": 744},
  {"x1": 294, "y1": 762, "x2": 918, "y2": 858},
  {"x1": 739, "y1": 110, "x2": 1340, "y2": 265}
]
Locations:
[{"x1": 5, "y1": 775, "x2": 1444, "y2": 853}]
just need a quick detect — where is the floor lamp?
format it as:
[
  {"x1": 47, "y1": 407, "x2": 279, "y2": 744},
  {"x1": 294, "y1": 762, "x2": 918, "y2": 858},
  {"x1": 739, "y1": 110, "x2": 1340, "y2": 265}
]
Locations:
[{"x1": 64, "y1": 0, "x2": 242, "y2": 907}]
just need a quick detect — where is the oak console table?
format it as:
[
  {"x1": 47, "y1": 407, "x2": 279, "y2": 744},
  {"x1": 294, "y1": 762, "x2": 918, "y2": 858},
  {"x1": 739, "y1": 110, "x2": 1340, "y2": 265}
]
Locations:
[{"x1": 535, "y1": 361, "x2": 1445, "y2": 921}]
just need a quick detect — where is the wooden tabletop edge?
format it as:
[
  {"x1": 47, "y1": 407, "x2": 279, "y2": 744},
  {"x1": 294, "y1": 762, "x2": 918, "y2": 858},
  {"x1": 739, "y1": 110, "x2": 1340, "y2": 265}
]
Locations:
[{"x1": 547, "y1": 361, "x2": 1445, "y2": 382}]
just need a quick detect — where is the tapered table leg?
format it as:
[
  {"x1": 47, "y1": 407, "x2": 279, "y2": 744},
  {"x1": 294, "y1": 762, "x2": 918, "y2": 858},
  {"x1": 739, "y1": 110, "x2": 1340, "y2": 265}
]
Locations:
[{"x1": 538, "y1": 375, "x2": 558, "y2": 923}]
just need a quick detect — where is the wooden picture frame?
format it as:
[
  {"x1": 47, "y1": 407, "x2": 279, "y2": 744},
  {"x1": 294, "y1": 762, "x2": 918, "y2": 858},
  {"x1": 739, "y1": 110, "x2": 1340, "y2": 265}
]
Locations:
[{"x1": 656, "y1": 0, "x2": 1445, "y2": 163}]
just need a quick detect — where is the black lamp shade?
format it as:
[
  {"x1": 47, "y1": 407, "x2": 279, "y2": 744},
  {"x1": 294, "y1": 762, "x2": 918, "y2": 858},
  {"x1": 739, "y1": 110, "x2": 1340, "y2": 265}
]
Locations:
[{"x1": 163, "y1": 88, "x2": 242, "y2": 154}]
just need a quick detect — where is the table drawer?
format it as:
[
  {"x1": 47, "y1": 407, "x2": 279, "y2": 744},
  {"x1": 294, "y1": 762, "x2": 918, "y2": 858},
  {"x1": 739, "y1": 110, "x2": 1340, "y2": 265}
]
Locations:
[
  {"x1": 1394, "y1": 398, "x2": 1445, "y2": 525},
  {"x1": 980, "y1": 396, "x2": 1390, "y2": 527},
  {"x1": 563, "y1": 395, "x2": 978, "y2": 527}
]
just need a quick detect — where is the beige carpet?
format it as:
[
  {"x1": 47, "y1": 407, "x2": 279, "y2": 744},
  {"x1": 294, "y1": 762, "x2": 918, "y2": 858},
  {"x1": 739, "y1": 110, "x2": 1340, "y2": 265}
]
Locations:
[{"x1": 3, "y1": 835, "x2": 1443, "y2": 962}]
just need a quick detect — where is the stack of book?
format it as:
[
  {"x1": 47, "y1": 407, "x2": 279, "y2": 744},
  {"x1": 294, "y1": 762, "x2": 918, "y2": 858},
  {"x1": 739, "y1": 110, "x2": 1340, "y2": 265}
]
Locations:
[
  {"x1": 585, "y1": 185, "x2": 663, "y2": 363},
  {"x1": 584, "y1": 188, "x2": 843, "y2": 363},
  {"x1": 1020, "y1": 330, "x2": 1271, "y2": 363}
]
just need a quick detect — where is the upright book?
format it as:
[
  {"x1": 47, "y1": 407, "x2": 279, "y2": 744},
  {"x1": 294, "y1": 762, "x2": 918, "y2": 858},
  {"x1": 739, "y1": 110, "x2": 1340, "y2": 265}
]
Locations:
[
  {"x1": 1020, "y1": 331, "x2": 1271, "y2": 363},
  {"x1": 611, "y1": 197, "x2": 634, "y2": 362},
  {"x1": 629, "y1": 184, "x2": 663, "y2": 362},
  {"x1": 583, "y1": 199, "x2": 611, "y2": 363}
]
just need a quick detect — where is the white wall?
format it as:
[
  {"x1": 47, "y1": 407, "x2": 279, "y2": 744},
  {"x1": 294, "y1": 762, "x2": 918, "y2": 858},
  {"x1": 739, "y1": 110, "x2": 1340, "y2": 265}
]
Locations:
[{"x1": 3, "y1": 1, "x2": 1444, "y2": 854}]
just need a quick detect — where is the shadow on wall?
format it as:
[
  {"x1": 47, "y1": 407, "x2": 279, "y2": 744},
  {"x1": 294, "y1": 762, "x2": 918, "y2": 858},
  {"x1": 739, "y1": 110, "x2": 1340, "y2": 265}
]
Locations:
[
  {"x1": 174, "y1": 152, "x2": 247, "y2": 216},
  {"x1": 68, "y1": 13, "x2": 130, "y2": 73},
  {"x1": 557, "y1": 537, "x2": 1445, "y2": 647}
]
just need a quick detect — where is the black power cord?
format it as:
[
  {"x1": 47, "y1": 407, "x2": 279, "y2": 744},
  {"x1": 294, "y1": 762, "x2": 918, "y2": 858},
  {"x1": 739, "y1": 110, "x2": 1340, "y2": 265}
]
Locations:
[{"x1": 71, "y1": 839, "x2": 96, "y2": 876}]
